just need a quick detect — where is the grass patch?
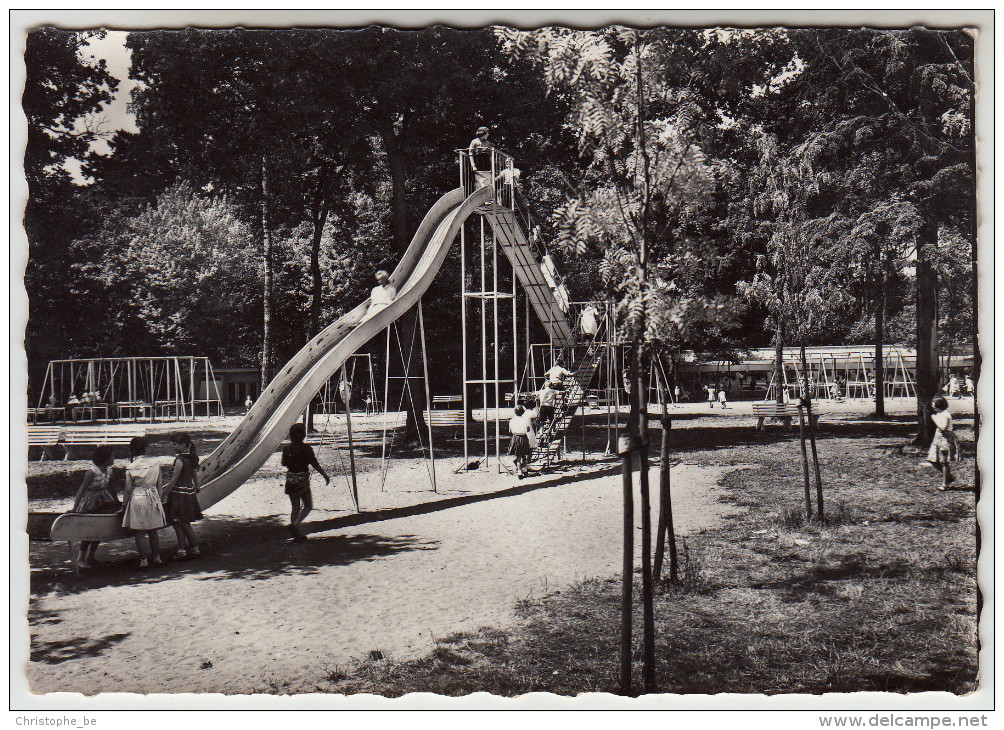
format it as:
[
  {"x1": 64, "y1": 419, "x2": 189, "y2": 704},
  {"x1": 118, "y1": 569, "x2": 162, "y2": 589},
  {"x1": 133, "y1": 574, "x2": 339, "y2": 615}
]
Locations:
[{"x1": 321, "y1": 424, "x2": 978, "y2": 696}]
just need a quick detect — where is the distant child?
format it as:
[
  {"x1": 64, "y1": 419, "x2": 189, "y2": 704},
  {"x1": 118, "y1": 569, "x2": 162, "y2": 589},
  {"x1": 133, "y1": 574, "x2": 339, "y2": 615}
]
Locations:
[
  {"x1": 122, "y1": 436, "x2": 167, "y2": 571},
  {"x1": 161, "y1": 432, "x2": 203, "y2": 560},
  {"x1": 244, "y1": 395, "x2": 253, "y2": 413},
  {"x1": 718, "y1": 388, "x2": 728, "y2": 408},
  {"x1": 927, "y1": 397, "x2": 959, "y2": 490},
  {"x1": 707, "y1": 385, "x2": 716, "y2": 409},
  {"x1": 282, "y1": 422, "x2": 330, "y2": 541},
  {"x1": 70, "y1": 444, "x2": 121, "y2": 568},
  {"x1": 507, "y1": 405, "x2": 536, "y2": 479}
]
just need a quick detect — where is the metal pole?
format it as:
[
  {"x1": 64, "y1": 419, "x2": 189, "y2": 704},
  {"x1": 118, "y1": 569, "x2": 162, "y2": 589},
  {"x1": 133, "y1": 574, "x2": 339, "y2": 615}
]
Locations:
[
  {"x1": 461, "y1": 223, "x2": 469, "y2": 470},
  {"x1": 418, "y1": 300, "x2": 437, "y2": 493},
  {"x1": 513, "y1": 253, "x2": 518, "y2": 415},
  {"x1": 381, "y1": 325, "x2": 391, "y2": 489},
  {"x1": 341, "y1": 372, "x2": 360, "y2": 512},
  {"x1": 480, "y1": 216, "x2": 488, "y2": 465},
  {"x1": 493, "y1": 214, "x2": 501, "y2": 468}
]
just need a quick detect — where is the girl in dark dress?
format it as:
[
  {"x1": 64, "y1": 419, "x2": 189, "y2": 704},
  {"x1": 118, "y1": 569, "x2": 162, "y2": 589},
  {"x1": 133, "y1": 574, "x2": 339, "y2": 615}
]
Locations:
[
  {"x1": 70, "y1": 444, "x2": 120, "y2": 568},
  {"x1": 162, "y1": 432, "x2": 203, "y2": 560},
  {"x1": 282, "y1": 422, "x2": 330, "y2": 541}
]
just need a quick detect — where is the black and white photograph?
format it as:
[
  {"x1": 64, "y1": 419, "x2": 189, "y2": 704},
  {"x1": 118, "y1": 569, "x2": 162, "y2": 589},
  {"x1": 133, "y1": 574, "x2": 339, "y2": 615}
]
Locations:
[{"x1": 12, "y1": 9, "x2": 992, "y2": 713}]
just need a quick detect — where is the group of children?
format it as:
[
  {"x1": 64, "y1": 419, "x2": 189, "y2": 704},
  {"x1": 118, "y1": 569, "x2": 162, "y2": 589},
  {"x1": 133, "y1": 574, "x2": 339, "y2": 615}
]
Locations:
[
  {"x1": 706, "y1": 385, "x2": 728, "y2": 408},
  {"x1": 70, "y1": 432, "x2": 203, "y2": 570},
  {"x1": 68, "y1": 421, "x2": 335, "y2": 569},
  {"x1": 506, "y1": 359, "x2": 573, "y2": 478}
]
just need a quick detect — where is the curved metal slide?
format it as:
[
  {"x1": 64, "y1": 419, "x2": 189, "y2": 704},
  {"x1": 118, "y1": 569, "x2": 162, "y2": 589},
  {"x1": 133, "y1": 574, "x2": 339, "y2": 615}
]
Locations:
[{"x1": 49, "y1": 185, "x2": 492, "y2": 542}]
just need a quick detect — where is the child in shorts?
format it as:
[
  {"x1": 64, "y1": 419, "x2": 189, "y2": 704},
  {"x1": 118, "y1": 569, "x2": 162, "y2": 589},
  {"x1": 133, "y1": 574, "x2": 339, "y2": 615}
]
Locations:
[{"x1": 281, "y1": 423, "x2": 330, "y2": 541}]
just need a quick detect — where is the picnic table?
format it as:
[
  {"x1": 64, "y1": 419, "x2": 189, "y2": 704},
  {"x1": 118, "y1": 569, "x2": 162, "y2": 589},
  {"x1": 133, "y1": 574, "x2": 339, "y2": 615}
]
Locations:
[
  {"x1": 115, "y1": 401, "x2": 153, "y2": 422},
  {"x1": 70, "y1": 403, "x2": 109, "y2": 422}
]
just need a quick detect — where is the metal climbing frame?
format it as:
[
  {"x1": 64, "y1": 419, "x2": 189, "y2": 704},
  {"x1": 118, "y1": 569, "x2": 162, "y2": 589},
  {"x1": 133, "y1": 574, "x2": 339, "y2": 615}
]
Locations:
[
  {"x1": 458, "y1": 194, "x2": 520, "y2": 472},
  {"x1": 33, "y1": 356, "x2": 223, "y2": 422},
  {"x1": 765, "y1": 346, "x2": 917, "y2": 401}
]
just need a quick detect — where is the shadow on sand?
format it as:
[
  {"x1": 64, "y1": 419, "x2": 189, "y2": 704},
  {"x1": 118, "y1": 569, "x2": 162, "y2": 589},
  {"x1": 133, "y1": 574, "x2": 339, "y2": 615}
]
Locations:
[{"x1": 30, "y1": 632, "x2": 130, "y2": 665}]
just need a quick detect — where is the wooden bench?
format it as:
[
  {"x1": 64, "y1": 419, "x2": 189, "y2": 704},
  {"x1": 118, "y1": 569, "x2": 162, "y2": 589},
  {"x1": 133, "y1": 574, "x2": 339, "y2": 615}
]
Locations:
[
  {"x1": 62, "y1": 426, "x2": 147, "y2": 460},
  {"x1": 27, "y1": 426, "x2": 64, "y2": 460},
  {"x1": 752, "y1": 402, "x2": 820, "y2": 431},
  {"x1": 428, "y1": 409, "x2": 466, "y2": 428}
]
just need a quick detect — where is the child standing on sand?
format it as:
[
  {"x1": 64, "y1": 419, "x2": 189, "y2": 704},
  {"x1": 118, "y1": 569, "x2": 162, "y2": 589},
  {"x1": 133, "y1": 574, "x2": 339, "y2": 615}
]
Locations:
[
  {"x1": 927, "y1": 397, "x2": 959, "y2": 491},
  {"x1": 281, "y1": 423, "x2": 330, "y2": 541},
  {"x1": 70, "y1": 444, "x2": 120, "y2": 568},
  {"x1": 161, "y1": 432, "x2": 203, "y2": 560},
  {"x1": 507, "y1": 404, "x2": 536, "y2": 479},
  {"x1": 122, "y1": 436, "x2": 167, "y2": 571}
]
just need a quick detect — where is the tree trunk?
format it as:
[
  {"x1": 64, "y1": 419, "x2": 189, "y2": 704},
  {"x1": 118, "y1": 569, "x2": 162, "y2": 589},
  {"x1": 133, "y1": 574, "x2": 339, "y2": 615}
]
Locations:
[
  {"x1": 260, "y1": 155, "x2": 273, "y2": 387},
  {"x1": 801, "y1": 343, "x2": 824, "y2": 522},
  {"x1": 635, "y1": 347, "x2": 655, "y2": 693},
  {"x1": 797, "y1": 396, "x2": 812, "y2": 521},
  {"x1": 874, "y1": 275, "x2": 886, "y2": 417},
  {"x1": 377, "y1": 122, "x2": 409, "y2": 254},
  {"x1": 914, "y1": 219, "x2": 939, "y2": 445},
  {"x1": 618, "y1": 391, "x2": 635, "y2": 695},
  {"x1": 306, "y1": 186, "x2": 330, "y2": 434},
  {"x1": 653, "y1": 357, "x2": 677, "y2": 583},
  {"x1": 774, "y1": 319, "x2": 785, "y2": 404}
]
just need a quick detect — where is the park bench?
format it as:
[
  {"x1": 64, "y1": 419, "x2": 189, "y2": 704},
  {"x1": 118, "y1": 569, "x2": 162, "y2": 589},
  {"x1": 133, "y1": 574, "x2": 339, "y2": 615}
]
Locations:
[
  {"x1": 752, "y1": 402, "x2": 820, "y2": 432},
  {"x1": 62, "y1": 425, "x2": 147, "y2": 460},
  {"x1": 428, "y1": 396, "x2": 466, "y2": 436},
  {"x1": 428, "y1": 409, "x2": 466, "y2": 430},
  {"x1": 27, "y1": 426, "x2": 64, "y2": 460}
]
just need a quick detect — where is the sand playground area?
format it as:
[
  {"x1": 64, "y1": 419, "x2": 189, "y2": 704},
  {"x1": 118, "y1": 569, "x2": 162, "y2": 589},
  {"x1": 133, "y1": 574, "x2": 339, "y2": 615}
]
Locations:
[{"x1": 24, "y1": 418, "x2": 744, "y2": 695}]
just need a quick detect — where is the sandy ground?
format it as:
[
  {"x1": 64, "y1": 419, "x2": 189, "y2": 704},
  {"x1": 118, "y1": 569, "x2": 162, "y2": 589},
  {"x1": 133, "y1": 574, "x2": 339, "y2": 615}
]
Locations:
[
  {"x1": 25, "y1": 445, "x2": 741, "y2": 695},
  {"x1": 24, "y1": 396, "x2": 968, "y2": 695}
]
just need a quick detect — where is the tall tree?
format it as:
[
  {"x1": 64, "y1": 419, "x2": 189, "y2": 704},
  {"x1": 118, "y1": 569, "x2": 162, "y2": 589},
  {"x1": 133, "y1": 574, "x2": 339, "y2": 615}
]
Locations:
[
  {"x1": 504, "y1": 25, "x2": 731, "y2": 695},
  {"x1": 23, "y1": 28, "x2": 118, "y2": 394},
  {"x1": 768, "y1": 27, "x2": 976, "y2": 442}
]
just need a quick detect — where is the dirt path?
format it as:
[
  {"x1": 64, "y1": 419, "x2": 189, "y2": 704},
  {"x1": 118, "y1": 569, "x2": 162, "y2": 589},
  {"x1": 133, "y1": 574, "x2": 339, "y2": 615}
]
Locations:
[{"x1": 26, "y1": 458, "x2": 741, "y2": 695}]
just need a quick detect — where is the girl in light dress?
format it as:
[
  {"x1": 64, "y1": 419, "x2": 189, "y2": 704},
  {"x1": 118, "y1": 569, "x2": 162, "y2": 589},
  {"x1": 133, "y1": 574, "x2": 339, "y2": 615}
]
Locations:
[
  {"x1": 69, "y1": 444, "x2": 121, "y2": 568},
  {"x1": 161, "y1": 432, "x2": 203, "y2": 560},
  {"x1": 927, "y1": 397, "x2": 960, "y2": 491},
  {"x1": 122, "y1": 436, "x2": 167, "y2": 570},
  {"x1": 507, "y1": 404, "x2": 537, "y2": 479}
]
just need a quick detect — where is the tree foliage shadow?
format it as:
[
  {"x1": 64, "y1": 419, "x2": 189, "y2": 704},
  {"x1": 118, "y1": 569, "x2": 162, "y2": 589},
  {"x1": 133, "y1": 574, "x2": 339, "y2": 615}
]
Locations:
[
  {"x1": 29, "y1": 516, "x2": 439, "y2": 595},
  {"x1": 30, "y1": 632, "x2": 130, "y2": 664}
]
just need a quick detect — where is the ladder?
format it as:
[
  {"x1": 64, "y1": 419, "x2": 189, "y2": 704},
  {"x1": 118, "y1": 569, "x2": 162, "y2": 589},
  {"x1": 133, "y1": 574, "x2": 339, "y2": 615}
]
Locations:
[{"x1": 530, "y1": 319, "x2": 608, "y2": 468}]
